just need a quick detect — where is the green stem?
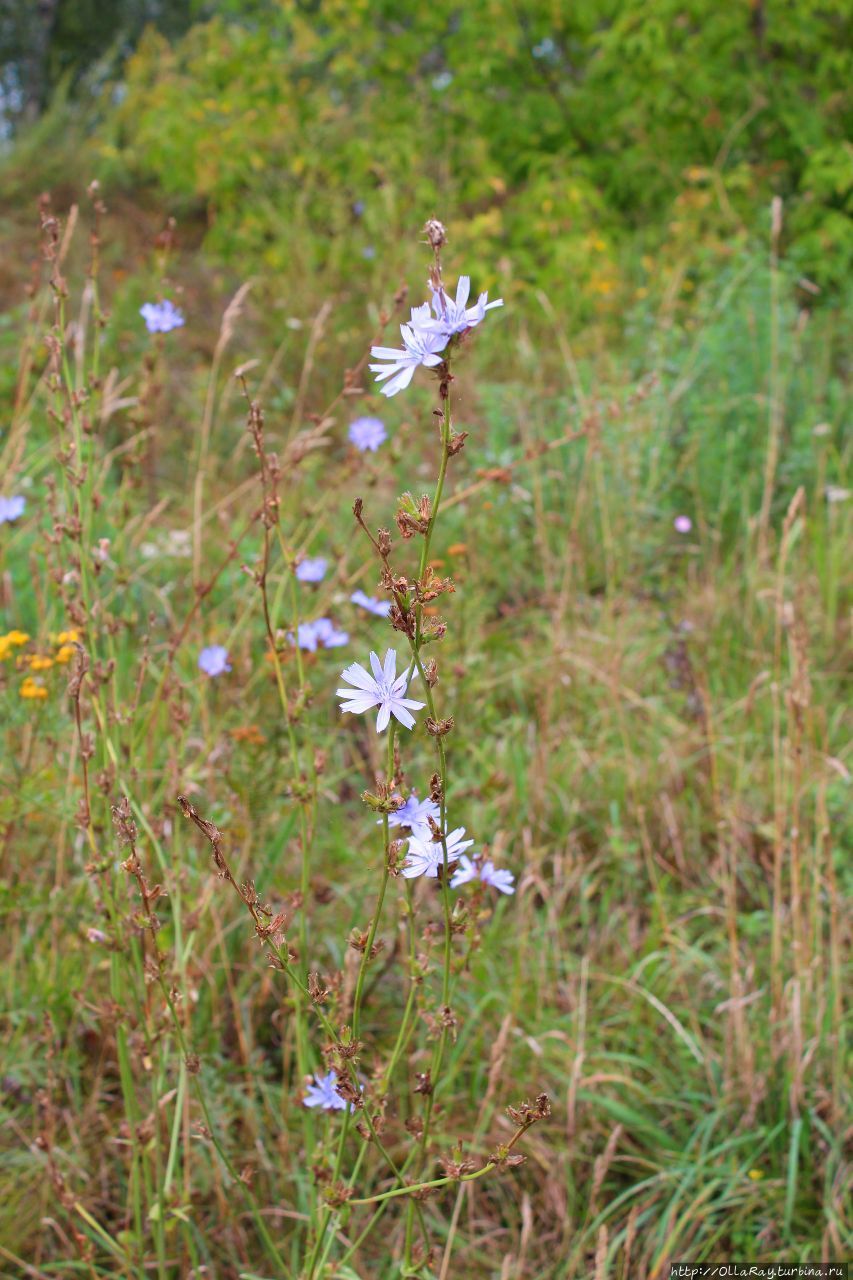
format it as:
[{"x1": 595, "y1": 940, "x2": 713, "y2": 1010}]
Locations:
[
  {"x1": 351, "y1": 1162, "x2": 496, "y2": 1207},
  {"x1": 402, "y1": 381, "x2": 455, "y2": 1266},
  {"x1": 351, "y1": 723, "x2": 396, "y2": 1040}
]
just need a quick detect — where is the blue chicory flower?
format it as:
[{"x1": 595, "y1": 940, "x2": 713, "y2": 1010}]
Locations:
[
  {"x1": 384, "y1": 794, "x2": 440, "y2": 838},
  {"x1": 0, "y1": 495, "x2": 26, "y2": 524},
  {"x1": 337, "y1": 649, "x2": 425, "y2": 733},
  {"x1": 292, "y1": 618, "x2": 349, "y2": 652},
  {"x1": 303, "y1": 1070, "x2": 348, "y2": 1111},
  {"x1": 369, "y1": 277, "x2": 504, "y2": 397},
  {"x1": 427, "y1": 275, "x2": 503, "y2": 340},
  {"x1": 350, "y1": 589, "x2": 392, "y2": 618},
  {"x1": 450, "y1": 855, "x2": 516, "y2": 895},
  {"x1": 198, "y1": 645, "x2": 231, "y2": 677},
  {"x1": 140, "y1": 300, "x2": 185, "y2": 334},
  {"x1": 348, "y1": 416, "x2": 387, "y2": 451},
  {"x1": 402, "y1": 827, "x2": 475, "y2": 880},
  {"x1": 369, "y1": 305, "x2": 448, "y2": 398},
  {"x1": 295, "y1": 557, "x2": 328, "y2": 584}
]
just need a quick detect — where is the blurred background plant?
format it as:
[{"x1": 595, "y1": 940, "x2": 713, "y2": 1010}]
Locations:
[{"x1": 2, "y1": 0, "x2": 852, "y2": 300}]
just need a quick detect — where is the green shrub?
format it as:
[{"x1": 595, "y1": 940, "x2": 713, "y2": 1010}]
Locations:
[{"x1": 89, "y1": 0, "x2": 852, "y2": 303}]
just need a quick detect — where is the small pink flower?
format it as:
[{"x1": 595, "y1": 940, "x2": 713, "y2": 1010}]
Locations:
[{"x1": 674, "y1": 515, "x2": 692, "y2": 534}]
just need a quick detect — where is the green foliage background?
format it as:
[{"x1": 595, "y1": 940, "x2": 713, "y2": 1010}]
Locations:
[{"x1": 5, "y1": 0, "x2": 852, "y2": 301}]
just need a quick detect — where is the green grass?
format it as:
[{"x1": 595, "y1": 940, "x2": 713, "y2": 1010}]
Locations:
[{"x1": 0, "y1": 183, "x2": 849, "y2": 1280}]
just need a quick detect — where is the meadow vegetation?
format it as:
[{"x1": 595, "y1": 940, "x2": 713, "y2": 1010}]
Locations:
[{"x1": 0, "y1": 4, "x2": 850, "y2": 1278}]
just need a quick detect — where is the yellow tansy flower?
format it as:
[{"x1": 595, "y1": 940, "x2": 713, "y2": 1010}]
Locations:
[
  {"x1": 55, "y1": 644, "x2": 77, "y2": 664},
  {"x1": 2, "y1": 632, "x2": 31, "y2": 661},
  {"x1": 29, "y1": 655, "x2": 54, "y2": 671},
  {"x1": 56, "y1": 629, "x2": 80, "y2": 645},
  {"x1": 20, "y1": 677, "x2": 48, "y2": 700}
]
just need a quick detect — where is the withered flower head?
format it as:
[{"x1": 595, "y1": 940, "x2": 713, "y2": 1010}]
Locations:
[
  {"x1": 440, "y1": 1144, "x2": 476, "y2": 1179},
  {"x1": 111, "y1": 796, "x2": 137, "y2": 846},
  {"x1": 424, "y1": 219, "x2": 448, "y2": 252},
  {"x1": 413, "y1": 1070, "x2": 433, "y2": 1096},
  {"x1": 307, "y1": 972, "x2": 330, "y2": 1005},
  {"x1": 426, "y1": 716, "x2": 455, "y2": 738},
  {"x1": 507, "y1": 1092, "x2": 551, "y2": 1128},
  {"x1": 323, "y1": 1181, "x2": 354, "y2": 1209}
]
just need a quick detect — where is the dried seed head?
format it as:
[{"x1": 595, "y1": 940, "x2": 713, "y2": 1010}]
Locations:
[
  {"x1": 323, "y1": 1182, "x2": 354, "y2": 1209},
  {"x1": 389, "y1": 603, "x2": 416, "y2": 638},
  {"x1": 425, "y1": 618, "x2": 447, "y2": 643},
  {"x1": 348, "y1": 928, "x2": 384, "y2": 960},
  {"x1": 335, "y1": 1076, "x2": 364, "y2": 1110},
  {"x1": 308, "y1": 972, "x2": 330, "y2": 1004},
  {"x1": 424, "y1": 219, "x2": 447, "y2": 252},
  {"x1": 414, "y1": 1070, "x2": 433, "y2": 1096},
  {"x1": 396, "y1": 510, "x2": 428, "y2": 539},
  {"x1": 440, "y1": 1147, "x2": 476, "y2": 1179},
  {"x1": 416, "y1": 566, "x2": 455, "y2": 603},
  {"x1": 426, "y1": 716, "x2": 454, "y2": 738},
  {"x1": 335, "y1": 1028, "x2": 363, "y2": 1061},
  {"x1": 111, "y1": 796, "x2": 137, "y2": 846},
  {"x1": 507, "y1": 1091, "x2": 551, "y2": 1127}
]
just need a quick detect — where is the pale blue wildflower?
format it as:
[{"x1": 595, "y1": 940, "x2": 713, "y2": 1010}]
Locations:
[
  {"x1": 292, "y1": 618, "x2": 349, "y2": 652},
  {"x1": 295, "y1": 557, "x2": 328, "y2": 584},
  {"x1": 402, "y1": 827, "x2": 475, "y2": 880},
  {"x1": 369, "y1": 305, "x2": 448, "y2": 398},
  {"x1": 428, "y1": 276, "x2": 503, "y2": 341},
  {"x1": 451, "y1": 855, "x2": 515, "y2": 895},
  {"x1": 303, "y1": 1070, "x2": 348, "y2": 1111},
  {"x1": 350, "y1": 589, "x2": 392, "y2": 618},
  {"x1": 381, "y1": 794, "x2": 440, "y2": 840},
  {"x1": 337, "y1": 649, "x2": 424, "y2": 733},
  {"x1": 198, "y1": 645, "x2": 231, "y2": 677},
  {"x1": 140, "y1": 300, "x2": 185, "y2": 334},
  {"x1": 0, "y1": 495, "x2": 26, "y2": 524},
  {"x1": 348, "y1": 416, "x2": 387, "y2": 451}
]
